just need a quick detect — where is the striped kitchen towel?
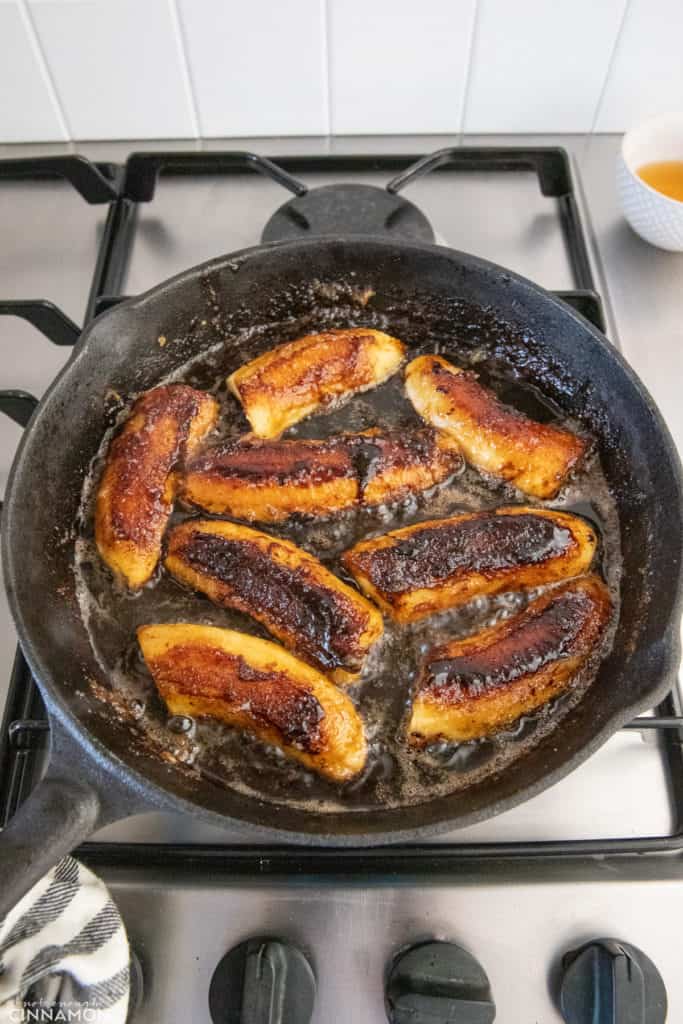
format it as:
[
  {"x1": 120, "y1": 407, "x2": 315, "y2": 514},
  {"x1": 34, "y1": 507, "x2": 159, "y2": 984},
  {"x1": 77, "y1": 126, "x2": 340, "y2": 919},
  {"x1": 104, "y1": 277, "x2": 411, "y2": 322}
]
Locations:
[{"x1": 0, "y1": 857, "x2": 130, "y2": 1024}]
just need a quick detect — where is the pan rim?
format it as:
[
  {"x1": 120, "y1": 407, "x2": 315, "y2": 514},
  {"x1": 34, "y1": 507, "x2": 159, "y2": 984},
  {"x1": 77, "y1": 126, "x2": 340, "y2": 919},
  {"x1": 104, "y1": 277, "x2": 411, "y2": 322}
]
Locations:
[{"x1": 3, "y1": 235, "x2": 683, "y2": 843}]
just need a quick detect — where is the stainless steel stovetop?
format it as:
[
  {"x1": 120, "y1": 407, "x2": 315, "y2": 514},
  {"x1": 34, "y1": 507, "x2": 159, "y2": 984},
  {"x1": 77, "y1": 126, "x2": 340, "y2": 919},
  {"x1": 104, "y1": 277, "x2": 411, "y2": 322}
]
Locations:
[{"x1": 1, "y1": 134, "x2": 682, "y2": 1023}]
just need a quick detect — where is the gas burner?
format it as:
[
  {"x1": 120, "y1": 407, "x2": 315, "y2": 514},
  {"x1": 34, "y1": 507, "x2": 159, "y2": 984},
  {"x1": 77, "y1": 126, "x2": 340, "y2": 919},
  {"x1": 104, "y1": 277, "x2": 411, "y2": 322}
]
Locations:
[{"x1": 261, "y1": 183, "x2": 435, "y2": 244}]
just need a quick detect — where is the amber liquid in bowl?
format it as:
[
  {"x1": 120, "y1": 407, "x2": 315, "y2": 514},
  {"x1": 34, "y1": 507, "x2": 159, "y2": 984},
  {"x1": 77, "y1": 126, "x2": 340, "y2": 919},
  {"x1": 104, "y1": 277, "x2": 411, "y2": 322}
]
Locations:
[{"x1": 637, "y1": 160, "x2": 683, "y2": 201}]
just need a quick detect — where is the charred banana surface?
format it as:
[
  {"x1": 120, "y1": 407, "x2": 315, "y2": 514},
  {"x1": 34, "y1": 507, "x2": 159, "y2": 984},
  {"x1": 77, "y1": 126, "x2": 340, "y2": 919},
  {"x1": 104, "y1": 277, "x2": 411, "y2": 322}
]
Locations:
[
  {"x1": 182, "y1": 428, "x2": 461, "y2": 522},
  {"x1": 166, "y1": 519, "x2": 383, "y2": 683},
  {"x1": 409, "y1": 575, "x2": 612, "y2": 743},
  {"x1": 95, "y1": 384, "x2": 218, "y2": 589},
  {"x1": 228, "y1": 328, "x2": 405, "y2": 437},
  {"x1": 138, "y1": 623, "x2": 367, "y2": 781},
  {"x1": 342, "y1": 506, "x2": 597, "y2": 623},
  {"x1": 405, "y1": 355, "x2": 588, "y2": 499},
  {"x1": 182, "y1": 436, "x2": 359, "y2": 522},
  {"x1": 349, "y1": 428, "x2": 463, "y2": 507}
]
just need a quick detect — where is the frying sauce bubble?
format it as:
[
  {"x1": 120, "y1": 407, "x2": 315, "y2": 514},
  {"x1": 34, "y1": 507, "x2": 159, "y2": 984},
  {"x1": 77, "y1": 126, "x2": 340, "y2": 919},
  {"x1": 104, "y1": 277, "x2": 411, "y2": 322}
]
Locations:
[{"x1": 74, "y1": 303, "x2": 622, "y2": 814}]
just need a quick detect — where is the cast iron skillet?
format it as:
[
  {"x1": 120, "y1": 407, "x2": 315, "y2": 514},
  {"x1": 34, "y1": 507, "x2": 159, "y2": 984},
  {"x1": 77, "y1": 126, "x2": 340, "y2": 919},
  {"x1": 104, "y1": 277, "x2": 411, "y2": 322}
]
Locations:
[{"x1": 1, "y1": 237, "x2": 682, "y2": 917}]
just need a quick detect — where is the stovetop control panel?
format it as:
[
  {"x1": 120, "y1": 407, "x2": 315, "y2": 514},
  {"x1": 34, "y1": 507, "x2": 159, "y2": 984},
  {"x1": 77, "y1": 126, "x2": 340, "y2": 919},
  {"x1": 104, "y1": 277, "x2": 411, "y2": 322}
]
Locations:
[{"x1": 198, "y1": 933, "x2": 665, "y2": 1023}]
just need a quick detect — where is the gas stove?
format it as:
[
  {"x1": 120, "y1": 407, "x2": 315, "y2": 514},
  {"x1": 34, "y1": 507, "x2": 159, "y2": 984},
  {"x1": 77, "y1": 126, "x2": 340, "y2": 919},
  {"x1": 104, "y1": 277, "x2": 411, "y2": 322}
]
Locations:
[{"x1": 1, "y1": 137, "x2": 682, "y2": 1023}]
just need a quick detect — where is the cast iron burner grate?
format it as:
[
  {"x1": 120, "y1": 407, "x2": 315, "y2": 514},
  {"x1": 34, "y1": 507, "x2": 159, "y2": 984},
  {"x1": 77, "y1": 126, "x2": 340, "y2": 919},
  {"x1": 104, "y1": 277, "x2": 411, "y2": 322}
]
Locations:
[
  {"x1": 0, "y1": 146, "x2": 681, "y2": 876},
  {"x1": 261, "y1": 183, "x2": 436, "y2": 242}
]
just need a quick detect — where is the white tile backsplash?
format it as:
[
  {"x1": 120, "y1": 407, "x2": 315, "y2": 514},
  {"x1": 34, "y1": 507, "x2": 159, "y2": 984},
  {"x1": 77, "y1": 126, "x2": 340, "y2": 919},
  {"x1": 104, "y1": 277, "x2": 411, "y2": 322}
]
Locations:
[
  {"x1": 463, "y1": 0, "x2": 628, "y2": 133},
  {"x1": 27, "y1": 0, "x2": 196, "y2": 140},
  {"x1": 1, "y1": 0, "x2": 681, "y2": 141},
  {"x1": 0, "y1": 1, "x2": 66, "y2": 142},
  {"x1": 177, "y1": 0, "x2": 327, "y2": 137},
  {"x1": 328, "y1": 0, "x2": 477, "y2": 135},
  {"x1": 594, "y1": 0, "x2": 683, "y2": 132}
]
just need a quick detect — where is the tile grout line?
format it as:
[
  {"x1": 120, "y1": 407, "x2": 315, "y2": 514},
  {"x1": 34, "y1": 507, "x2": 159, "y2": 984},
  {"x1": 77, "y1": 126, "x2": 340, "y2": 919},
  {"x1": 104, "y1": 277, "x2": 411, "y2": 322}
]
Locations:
[
  {"x1": 17, "y1": 0, "x2": 71, "y2": 143},
  {"x1": 458, "y1": 0, "x2": 482, "y2": 141},
  {"x1": 588, "y1": 0, "x2": 632, "y2": 137},
  {"x1": 322, "y1": 0, "x2": 333, "y2": 138},
  {"x1": 169, "y1": 0, "x2": 202, "y2": 139}
]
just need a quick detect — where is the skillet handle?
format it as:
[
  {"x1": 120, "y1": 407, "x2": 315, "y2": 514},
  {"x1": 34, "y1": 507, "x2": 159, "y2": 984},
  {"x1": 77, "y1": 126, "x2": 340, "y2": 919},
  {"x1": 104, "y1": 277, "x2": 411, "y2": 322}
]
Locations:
[
  {"x1": 0, "y1": 712, "x2": 148, "y2": 919},
  {"x1": 0, "y1": 770, "x2": 100, "y2": 919}
]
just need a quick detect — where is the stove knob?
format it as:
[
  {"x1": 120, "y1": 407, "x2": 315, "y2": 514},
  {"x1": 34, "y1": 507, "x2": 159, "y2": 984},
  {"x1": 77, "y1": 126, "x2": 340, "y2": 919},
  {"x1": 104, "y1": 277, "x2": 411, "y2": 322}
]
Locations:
[
  {"x1": 560, "y1": 938, "x2": 667, "y2": 1024},
  {"x1": 209, "y1": 937, "x2": 315, "y2": 1024},
  {"x1": 385, "y1": 940, "x2": 496, "y2": 1023}
]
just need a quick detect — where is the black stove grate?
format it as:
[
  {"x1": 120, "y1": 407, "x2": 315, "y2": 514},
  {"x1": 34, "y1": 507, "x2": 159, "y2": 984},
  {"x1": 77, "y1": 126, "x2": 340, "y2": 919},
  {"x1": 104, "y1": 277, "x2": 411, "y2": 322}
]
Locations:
[{"x1": 0, "y1": 147, "x2": 681, "y2": 874}]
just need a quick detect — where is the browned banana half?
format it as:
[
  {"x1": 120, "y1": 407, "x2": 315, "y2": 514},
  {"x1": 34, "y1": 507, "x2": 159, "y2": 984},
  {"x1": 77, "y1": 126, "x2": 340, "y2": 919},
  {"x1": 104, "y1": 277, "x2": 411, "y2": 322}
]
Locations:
[
  {"x1": 138, "y1": 623, "x2": 367, "y2": 781},
  {"x1": 405, "y1": 354, "x2": 589, "y2": 499},
  {"x1": 182, "y1": 436, "x2": 359, "y2": 522},
  {"x1": 95, "y1": 384, "x2": 218, "y2": 589},
  {"x1": 409, "y1": 575, "x2": 612, "y2": 744},
  {"x1": 228, "y1": 327, "x2": 405, "y2": 437},
  {"x1": 347, "y1": 427, "x2": 463, "y2": 507},
  {"x1": 166, "y1": 519, "x2": 384, "y2": 684},
  {"x1": 342, "y1": 506, "x2": 598, "y2": 623},
  {"x1": 182, "y1": 428, "x2": 461, "y2": 522}
]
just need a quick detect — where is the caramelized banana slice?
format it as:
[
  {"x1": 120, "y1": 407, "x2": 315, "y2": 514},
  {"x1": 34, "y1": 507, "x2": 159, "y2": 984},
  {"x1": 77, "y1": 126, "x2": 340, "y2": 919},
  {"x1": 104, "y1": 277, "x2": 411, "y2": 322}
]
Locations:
[
  {"x1": 409, "y1": 575, "x2": 612, "y2": 743},
  {"x1": 182, "y1": 436, "x2": 358, "y2": 522},
  {"x1": 166, "y1": 519, "x2": 383, "y2": 683},
  {"x1": 405, "y1": 355, "x2": 589, "y2": 499},
  {"x1": 342, "y1": 507, "x2": 597, "y2": 623},
  {"x1": 182, "y1": 428, "x2": 460, "y2": 523},
  {"x1": 95, "y1": 385, "x2": 218, "y2": 589},
  {"x1": 138, "y1": 623, "x2": 367, "y2": 781},
  {"x1": 228, "y1": 328, "x2": 405, "y2": 437},
  {"x1": 349, "y1": 428, "x2": 463, "y2": 507}
]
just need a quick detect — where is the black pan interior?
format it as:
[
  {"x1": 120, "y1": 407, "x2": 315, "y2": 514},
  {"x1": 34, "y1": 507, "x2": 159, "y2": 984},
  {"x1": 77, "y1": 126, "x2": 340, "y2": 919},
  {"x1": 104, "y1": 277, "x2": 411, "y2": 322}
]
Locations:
[{"x1": 4, "y1": 238, "x2": 682, "y2": 841}]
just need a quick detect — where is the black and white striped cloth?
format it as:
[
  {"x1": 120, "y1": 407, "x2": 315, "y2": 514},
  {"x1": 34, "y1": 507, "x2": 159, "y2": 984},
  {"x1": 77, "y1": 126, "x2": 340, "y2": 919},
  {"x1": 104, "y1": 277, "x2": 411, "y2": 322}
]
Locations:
[{"x1": 0, "y1": 857, "x2": 130, "y2": 1023}]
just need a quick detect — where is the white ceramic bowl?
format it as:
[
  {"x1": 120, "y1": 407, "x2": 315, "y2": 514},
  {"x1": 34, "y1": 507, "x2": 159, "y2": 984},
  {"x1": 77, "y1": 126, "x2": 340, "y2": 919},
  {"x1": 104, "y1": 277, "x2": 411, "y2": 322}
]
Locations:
[{"x1": 616, "y1": 112, "x2": 683, "y2": 251}]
